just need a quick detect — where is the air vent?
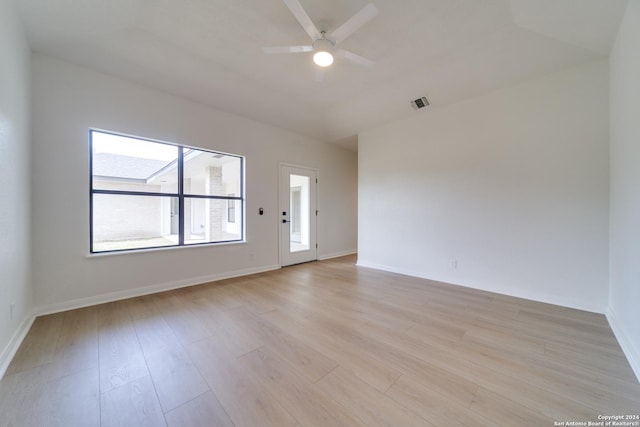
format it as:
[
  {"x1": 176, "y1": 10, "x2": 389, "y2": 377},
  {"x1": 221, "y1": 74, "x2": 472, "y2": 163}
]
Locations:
[{"x1": 410, "y1": 96, "x2": 430, "y2": 110}]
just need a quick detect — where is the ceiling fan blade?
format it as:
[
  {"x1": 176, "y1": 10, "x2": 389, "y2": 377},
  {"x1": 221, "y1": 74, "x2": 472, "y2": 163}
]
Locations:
[
  {"x1": 329, "y1": 3, "x2": 378, "y2": 44},
  {"x1": 263, "y1": 45, "x2": 313, "y2": 54},
  {"x1": 336, "y1": 48, "x2": 375, "y2": 67},
  {"x1": 282, "y1": 0, "x2": 322, "y2": 41}
]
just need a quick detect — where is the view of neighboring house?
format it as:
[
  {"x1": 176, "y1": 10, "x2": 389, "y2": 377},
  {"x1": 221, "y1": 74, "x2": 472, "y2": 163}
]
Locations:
[{"x1": 91, "y1": 135, "x2": 243, "y2": 252}]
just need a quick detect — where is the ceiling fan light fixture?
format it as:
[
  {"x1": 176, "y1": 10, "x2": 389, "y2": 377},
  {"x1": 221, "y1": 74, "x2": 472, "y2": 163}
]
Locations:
[
  {"x1": 313, "y1": 50, "x2": 333, "y2": 67},
  {"x1": 263, "y1": 1, "x2": 377, "y2": 69},
  {"x1": 312, "y1": 38, "x2": 334, "y2": 67}
]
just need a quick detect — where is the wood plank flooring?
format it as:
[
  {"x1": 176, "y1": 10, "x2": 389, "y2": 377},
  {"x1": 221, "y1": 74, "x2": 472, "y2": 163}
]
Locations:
[{"x1": 1, "y1": 255, "x2": 639, "y2": 426}]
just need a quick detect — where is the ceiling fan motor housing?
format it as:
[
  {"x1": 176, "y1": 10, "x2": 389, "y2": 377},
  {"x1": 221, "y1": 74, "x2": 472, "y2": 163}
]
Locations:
[
  {"x1": 313, "y1": 38, "x2": 334, "y2": 53},
  {"x1": 312, "y1": 38, "x2": 335, "y2": 66}
]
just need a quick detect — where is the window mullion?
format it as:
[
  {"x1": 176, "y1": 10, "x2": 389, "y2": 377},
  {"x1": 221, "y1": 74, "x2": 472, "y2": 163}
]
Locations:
[{"x1": 178, "y1": 147, "x2": 185, "y2": 246}]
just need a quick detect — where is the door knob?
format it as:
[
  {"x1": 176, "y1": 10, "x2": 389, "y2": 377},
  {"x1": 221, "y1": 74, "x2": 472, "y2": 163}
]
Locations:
[{"x1": 282, "y1": 219, "x2": 291, "y2": 224}]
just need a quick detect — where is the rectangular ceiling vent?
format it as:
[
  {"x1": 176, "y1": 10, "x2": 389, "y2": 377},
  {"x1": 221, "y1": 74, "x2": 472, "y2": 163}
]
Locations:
[{"x1": 410, "y1": 96, "x2": 430, "y2": 110}]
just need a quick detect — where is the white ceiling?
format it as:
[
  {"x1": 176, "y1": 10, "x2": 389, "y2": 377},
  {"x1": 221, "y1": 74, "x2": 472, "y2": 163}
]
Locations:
[{"x1": 16, "y1": 0, "x2": 628, "y2": 151}]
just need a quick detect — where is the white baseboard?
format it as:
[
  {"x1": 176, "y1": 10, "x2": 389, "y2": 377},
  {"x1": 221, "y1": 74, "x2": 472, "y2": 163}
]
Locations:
[
  {"x1": 355, "y1": 260, "x2": 606, "y2": 314},
  {"x1": 318, "y1": 250, "x2": 357, "y2": 261},
  {"x1": 0, "y1": 312, "x2": 36, "y2": 380},
  {"x1": 607, "y1": 308, "x2": 640, "y2": 383},
  {"x1": 36, "y1": 264, "x2": 282, "y2": 316}
]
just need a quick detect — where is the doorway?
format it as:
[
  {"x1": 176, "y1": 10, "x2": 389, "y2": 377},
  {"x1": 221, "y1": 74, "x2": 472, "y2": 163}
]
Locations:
[{"x1": 280, "y1": 164, "x2": 317, "y2": 266}]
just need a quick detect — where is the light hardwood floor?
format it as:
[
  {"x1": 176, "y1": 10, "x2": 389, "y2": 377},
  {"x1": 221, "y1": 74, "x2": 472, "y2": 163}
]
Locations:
[{"x1": 1, "y1": 255, "x2": 639, "y2": 426}]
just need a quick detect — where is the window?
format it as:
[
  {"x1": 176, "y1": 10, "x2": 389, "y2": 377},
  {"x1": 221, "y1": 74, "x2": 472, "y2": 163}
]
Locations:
[{"x1": 90, "y1": 130, "x2": 244, "y2": 253}]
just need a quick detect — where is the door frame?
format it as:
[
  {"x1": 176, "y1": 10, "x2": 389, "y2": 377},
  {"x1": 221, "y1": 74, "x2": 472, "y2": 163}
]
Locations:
[{"x1": 279, "y1": 162, "x2": 318, "y2": 267}]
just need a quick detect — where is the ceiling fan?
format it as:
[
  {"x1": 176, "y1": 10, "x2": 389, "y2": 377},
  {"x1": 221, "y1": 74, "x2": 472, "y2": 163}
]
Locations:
[{"x1": 263, "y1": 0, "x2": 378, "y2": 68}]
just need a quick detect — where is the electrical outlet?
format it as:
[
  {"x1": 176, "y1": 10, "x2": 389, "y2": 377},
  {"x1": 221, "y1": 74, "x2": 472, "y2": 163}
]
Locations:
[{"x1": 450, "y1": 260, "x2": 458, "y2": 269}]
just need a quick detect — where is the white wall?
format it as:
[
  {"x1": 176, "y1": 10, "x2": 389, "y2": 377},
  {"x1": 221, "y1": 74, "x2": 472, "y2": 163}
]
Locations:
[
  {"x1": 31, "y1": 54, "x2": 357, "y2": 311},
  {"x1": 0, "y1": 0, "x2": 33, "y2": 375},
  {"x1": 358, "y1": 60, "x2": 609, "y2": 313},
  {"x1": 609, "y1": 0, "x2": 640, "y2": 380}
]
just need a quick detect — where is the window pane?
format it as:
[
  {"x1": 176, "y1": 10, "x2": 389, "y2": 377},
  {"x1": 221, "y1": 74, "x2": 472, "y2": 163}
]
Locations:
[
  {"x1": 92, "y1": 193, "x2": 178, "y2": 252},
  {"x1": 289, "y1": 174, "x2": 310, "y2": 252},
  {"x1": 184, "y1": 197, "x2": 242, "y2": 244},
  {"x1": 183, "y1": 150, "x2": 242, "y2": 197},
  {"x1": 92, "y1": 131, "x2": 179, "y2": 193}
]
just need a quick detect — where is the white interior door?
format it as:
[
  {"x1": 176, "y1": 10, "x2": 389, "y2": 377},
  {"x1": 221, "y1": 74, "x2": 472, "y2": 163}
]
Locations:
[{"x1": 280, "y1": 164, "x2": 317, "y2": 266}]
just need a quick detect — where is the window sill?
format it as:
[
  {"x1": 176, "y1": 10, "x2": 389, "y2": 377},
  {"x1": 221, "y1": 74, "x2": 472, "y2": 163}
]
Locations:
[{"x1": 86, "y1": 239, "x2": 247, "y2": 258}]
